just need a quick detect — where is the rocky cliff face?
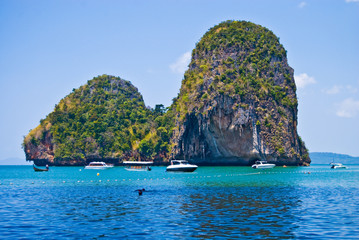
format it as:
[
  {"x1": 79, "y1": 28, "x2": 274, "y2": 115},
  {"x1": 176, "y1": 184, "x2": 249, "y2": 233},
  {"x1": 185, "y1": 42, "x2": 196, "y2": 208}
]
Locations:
[
  {"x1": 170, "y1": 21, "x2": 310, "y2": 166},
  {"x1": 24, "y1": 130, "x2": 56, "y2": 165}
]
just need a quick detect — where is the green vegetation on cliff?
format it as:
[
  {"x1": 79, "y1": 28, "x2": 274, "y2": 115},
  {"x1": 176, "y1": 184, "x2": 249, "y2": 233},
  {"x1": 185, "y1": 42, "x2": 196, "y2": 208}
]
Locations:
[
  {"x1": 24, "y1": 75, "x2": 174, "y2": 162},
  {"x1": 174, "y1": 20, "x2": 296, "y2": 118}
]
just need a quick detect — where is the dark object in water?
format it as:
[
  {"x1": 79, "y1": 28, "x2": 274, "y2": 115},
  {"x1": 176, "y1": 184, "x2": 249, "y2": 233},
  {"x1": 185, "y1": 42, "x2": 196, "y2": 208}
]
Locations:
[
  {"x1": 135, "y1": 188, "x2": 146, "y2": 196},
  {"x1": 33, "y1": 164, "x2": 49, "y2": 172}
]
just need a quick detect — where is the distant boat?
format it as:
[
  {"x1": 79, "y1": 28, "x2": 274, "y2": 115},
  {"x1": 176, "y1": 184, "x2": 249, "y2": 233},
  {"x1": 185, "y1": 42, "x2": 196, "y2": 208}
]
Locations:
[
  {"x1": 33, "y1": 164, "x2": 49, "y2": 172},
  {"x1": 84, "y1": 162, "x2": 114, "y2": 170},
  {"x1": 123, "y1": 161, "x2": 153, "y2": 171},
  {"x1": 166, "y1": 160, "x2": 198, "y2": 172},
  {"x1": 330, "y1": 162, "x2": 347, "y2": 169},
  {"x1": 251, "y1": 160, "x2": 275, "y2": 169}
]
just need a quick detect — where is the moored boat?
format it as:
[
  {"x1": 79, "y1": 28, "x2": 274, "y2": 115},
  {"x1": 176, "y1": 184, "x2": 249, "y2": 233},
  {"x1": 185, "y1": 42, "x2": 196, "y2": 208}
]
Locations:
[
  {"x1": 84, "y1": 162, "x2": 114, "y2": 170},
  {"x1": 33, "y1": 164, "x2": 49, "y2": 172},
  {"x1": 123, "y1": 161, "x2": 153, "y2": 171},
  {"x1": 166, "y1": 160, "x2": 198, "y2": 172},
  {"x1": 251, "y1": 160, "x2": 275, "y2": 169},
  {"x1": 330, "y1": 163, "x2": 347, "y2": 169}
]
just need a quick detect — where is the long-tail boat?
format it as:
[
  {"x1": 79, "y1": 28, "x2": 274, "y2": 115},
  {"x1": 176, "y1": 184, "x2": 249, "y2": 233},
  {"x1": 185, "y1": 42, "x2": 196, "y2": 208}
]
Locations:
[{"x1": 33, "y1": 164, "x2": 49, "y2": 172}]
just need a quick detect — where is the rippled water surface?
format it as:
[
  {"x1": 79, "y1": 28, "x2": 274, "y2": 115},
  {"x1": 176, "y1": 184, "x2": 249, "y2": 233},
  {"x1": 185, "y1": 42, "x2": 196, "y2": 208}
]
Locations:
[{"x1": 1, "y1": 165, "x2": 359, "y2": 239}]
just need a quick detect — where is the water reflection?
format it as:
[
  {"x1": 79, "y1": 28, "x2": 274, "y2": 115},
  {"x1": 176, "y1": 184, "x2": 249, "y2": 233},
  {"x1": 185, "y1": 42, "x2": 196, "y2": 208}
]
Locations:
[{"x1": 176, "y1": 187, "x2": 301, "y2": 239}]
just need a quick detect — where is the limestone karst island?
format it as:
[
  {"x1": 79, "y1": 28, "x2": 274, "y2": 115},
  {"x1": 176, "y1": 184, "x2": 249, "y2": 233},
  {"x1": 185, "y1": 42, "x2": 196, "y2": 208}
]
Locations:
[{"x1": 23, "y1": 20, "x2": 311, "y2": 166}]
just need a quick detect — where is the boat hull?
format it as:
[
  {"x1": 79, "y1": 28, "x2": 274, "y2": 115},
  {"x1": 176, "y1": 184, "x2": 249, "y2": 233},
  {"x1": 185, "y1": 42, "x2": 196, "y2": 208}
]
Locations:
[
  {"x1": 33, "y1": 165, "x2": 49, "y2": 172},
  {"x1": 84, "y1": 166, "x2": 113, "y2": 170},
  {"x1": 125, "y1": 168, "x2": 151, "y2": 171},
  {"x1": 33, "y1": 168, "x2": 48, "y2": 172},
  {"x1": 332, "y1": 166, "x2": 347, "y2": 169},
  {"x1": 166, "y1": 166, "x2": 197, "y2": 172},
  {"x1": 252, "y1": 164, "x2": 275, "y2": 169}
]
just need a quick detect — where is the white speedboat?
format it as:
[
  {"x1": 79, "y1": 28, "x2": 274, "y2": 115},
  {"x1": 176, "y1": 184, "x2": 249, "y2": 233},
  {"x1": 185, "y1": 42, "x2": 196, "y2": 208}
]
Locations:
[
  {"x1": 123, "y1": 161, "x2": 153, "y2": 171},
  {"x1": 166, "y1": 160, "x2": 198, "y2": 172},
  {"x1": 251, "y1": 160, "x2": 275, "y2": 169},
  {"x1": 84, "y1": 162, "x2": 114, "y2": 169},
  {"x1": 330, "y1": 163, "x2": 347, "y2": 169}
]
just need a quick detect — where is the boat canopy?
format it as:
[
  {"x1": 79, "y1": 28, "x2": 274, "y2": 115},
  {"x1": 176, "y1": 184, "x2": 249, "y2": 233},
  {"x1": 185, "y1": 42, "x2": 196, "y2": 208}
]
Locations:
[
  {"x1": 171, "y1": 160, "x2": 190, "y2": 165},
  {"x1": 88, "y1": 162, "x2": 107, "y2": 166},
  {"x1": 123, "y1": 161, "x2": 153, "y2": 165},
  {"x1": 255, "y1": 160, "x2": 268, "y2": 164}
]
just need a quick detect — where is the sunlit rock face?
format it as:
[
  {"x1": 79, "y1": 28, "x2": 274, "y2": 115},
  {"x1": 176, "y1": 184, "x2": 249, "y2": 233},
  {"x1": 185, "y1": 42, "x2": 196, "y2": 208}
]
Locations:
[{"x1": 171, "y1": 21, "x2": 310, "y2": 166}]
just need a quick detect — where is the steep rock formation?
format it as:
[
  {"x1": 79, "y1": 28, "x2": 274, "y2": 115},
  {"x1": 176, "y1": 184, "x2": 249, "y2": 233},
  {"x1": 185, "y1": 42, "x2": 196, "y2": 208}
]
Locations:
[
  {"x1": 170, "y1": 20, "x2": 310, "y2": 166},
  {"x1": 23, "y1": 74, "x2": 163, "y2": 166}
]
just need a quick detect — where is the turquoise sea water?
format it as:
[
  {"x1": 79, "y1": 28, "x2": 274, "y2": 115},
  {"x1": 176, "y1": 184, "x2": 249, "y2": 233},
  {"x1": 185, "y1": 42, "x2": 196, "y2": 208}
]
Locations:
[{"x1": 1, "y1": 165, "x2": 359, "y2": 239}]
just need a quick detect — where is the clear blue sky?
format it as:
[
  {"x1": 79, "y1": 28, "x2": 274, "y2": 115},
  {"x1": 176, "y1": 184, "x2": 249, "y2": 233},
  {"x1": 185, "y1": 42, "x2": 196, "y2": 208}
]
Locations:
[{"x1": 0, "y1": 0, "x2": 358, "y2": 163}]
